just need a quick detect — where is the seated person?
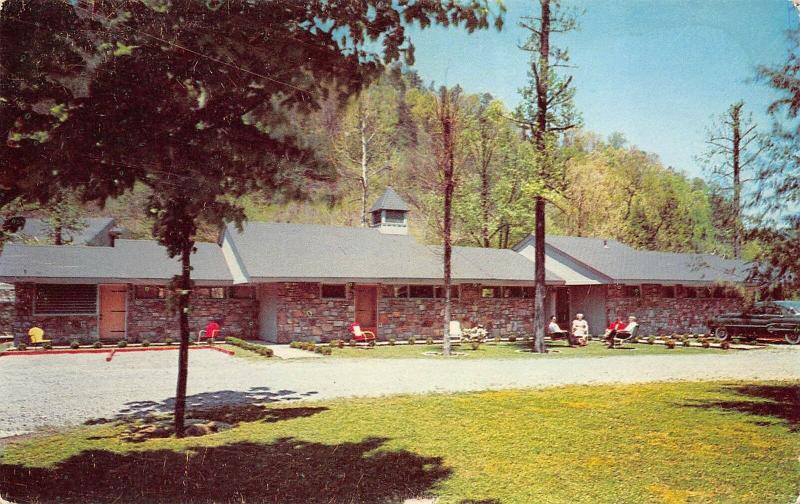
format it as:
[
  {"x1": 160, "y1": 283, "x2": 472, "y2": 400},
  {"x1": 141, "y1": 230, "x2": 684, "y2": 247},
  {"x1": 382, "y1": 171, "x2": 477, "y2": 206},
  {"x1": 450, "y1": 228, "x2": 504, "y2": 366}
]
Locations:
[
  {"x1": 570, "y1": 313, "x2": 589, "y2": 346},
  {"x1": 546, "y1": 316, "x2": 569, "y2": 339},
  {"x1": 605, "y1": 316, "x2": 637, "y2": 347}
]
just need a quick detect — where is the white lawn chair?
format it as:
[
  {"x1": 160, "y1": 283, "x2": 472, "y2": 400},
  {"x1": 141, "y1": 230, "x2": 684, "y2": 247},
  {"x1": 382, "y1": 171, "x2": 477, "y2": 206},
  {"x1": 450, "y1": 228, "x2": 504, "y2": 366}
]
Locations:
[{"x1": 448, "y1": 321, "x2": 464, "y2": 344}]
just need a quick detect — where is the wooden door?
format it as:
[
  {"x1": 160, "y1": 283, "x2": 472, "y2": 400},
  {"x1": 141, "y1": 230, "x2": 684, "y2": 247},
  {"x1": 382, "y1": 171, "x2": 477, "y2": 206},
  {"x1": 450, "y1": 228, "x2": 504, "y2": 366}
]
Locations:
[
  {"x1": 555, "y1": 287, "x2": 570, "y2": 326},
  {"x1": 99, "y1": 285, "x2": 127, "y2": 340},
  {"x1": 354, "y1": 285, "x2": 378, "y2": 336}
]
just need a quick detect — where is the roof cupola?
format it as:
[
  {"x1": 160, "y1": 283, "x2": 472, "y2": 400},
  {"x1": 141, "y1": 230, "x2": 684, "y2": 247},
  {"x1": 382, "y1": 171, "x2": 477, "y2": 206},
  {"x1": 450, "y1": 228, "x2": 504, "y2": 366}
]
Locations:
[{"x1": 369, "y1": 187, "x2": 409, "y2": 235}]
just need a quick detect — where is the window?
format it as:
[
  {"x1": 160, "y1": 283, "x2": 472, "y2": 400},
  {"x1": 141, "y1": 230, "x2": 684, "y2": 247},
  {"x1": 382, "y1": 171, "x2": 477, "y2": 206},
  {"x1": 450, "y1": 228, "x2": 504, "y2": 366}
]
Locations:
[
  {"x1": 390, "y1": 285, "x2": 409, "y2": 298},
  {"x1": 384, "y1": 210, "x2": 405, "y2": 224},
  {"x1": 409, "y1": 285, "x2": 434, "y2": 298},
  {"x1": 135, "y1": 285, "x2": 166, "y2": 299},
  {"x1": 210, "y1": 287, "x2": 226, "y2": 299},
  {"x1": 34, "y1": 284, "x2": 97, "y2": 315},
  {"x1": 321, "y1": 284, "x2": 347, "y2": 299},
  {"x1": 684, "y1": 286, "x2": 697, "y2": 298},
  {"x1": 434, "y1": 286, "x2": 460, "y2": 299},
  {"x1": 503, "y1": 286, "x2": 525, "y2": 298},
  {"x1": 524, "y1": 287, "x2": 535, "y2": 298},
  {"x1": 481, "y1": 286, "x2": 501, "y2": 298},
  {"x1": 372, "y1": 211, "x2": 381, "y2": 226},
  {"x1": 623, "y1": 286, "x2": 641, "y2": 297},
  {"x1": 661, "y1": 286, "x2": 675, "y2": 298},
  {"x1": 230, "y1": 286, "x2": 255, "y2": 299}
]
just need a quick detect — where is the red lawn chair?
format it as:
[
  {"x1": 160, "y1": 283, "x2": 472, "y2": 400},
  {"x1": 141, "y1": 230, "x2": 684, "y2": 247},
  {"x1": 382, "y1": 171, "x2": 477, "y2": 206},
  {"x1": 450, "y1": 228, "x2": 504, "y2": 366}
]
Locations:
[{"x1": 348, "y1": 322, "x2": 376, "y2": 343}]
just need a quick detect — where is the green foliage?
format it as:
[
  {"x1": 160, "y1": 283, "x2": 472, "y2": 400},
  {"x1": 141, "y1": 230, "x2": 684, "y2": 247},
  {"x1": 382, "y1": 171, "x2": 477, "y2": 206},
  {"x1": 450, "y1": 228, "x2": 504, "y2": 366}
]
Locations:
[
  {"x1": 41, "y1": 342, "x2": 52, "y2": 350},
  {"x1": 70, "y1": 340, "x2": 80, "y2": 350},
  {"x1": 225, "y1": 337, "x2": 273, "y2": 357},
  {"x1": 164, "y1": 338, "x2": 174, "y2": 346},
  {"x1": 141, "y1": 340, "x2": 151, "y2": 347},
  {"x1": 16, "y1": 343, "x2": 26, "y2": 351},
  {"x1": 665, "y1": 339, "x2": 676, "y2": 349},
  {"x1": 389, "y1": 338, "x2": 396, "y2": 346},
  {"x1": 647, "y1": 336, "x2": 656, "y2": 345},
  {"x1": 93, "y1": 341, "x2": 103, "y2": 349},
  {"x1": 408, "y1": 336, "x2": 416, "y2": 346},
  {"x1": 426, "y1": 336, "x2": 434, "y2": 346},
  {"x1": 117, "y1": 340, "x2": 128, "y2": 348},
  {"x1": 470, "y1": 341, "x2": 481, "y2": 351},
  {"x1": 508, "y1": 335, "x2": 517, "y2": 342}
]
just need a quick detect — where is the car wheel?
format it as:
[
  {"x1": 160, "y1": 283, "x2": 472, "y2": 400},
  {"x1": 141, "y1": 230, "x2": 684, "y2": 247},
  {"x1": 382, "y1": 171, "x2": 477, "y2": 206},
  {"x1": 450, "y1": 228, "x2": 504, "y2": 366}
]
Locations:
[
  {"x1": 784, "y1": 330, "x2": 800, "y2": 345},
  {"x1": 714, "y1": 327, "x2": 730, "y2": 341}
]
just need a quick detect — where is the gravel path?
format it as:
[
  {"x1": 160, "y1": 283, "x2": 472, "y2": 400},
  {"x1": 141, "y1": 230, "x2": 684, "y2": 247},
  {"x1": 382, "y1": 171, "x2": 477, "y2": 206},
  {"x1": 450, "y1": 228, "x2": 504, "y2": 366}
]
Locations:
[{"x1": 1, "y1": 346, "x2": 798, "y2": 438}]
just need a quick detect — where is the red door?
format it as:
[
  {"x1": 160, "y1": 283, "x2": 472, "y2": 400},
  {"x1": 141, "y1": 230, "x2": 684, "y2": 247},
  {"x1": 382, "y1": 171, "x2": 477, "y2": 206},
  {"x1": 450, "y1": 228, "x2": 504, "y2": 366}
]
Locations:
[{"x1": 354, "y1": 285, "x2": 378, "y2": 336}]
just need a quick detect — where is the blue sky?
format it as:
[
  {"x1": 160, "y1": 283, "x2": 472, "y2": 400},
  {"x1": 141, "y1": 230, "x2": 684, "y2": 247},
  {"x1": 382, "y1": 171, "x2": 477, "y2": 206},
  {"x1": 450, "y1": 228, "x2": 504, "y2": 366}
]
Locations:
[{"x1": 406, "y1": 0, "x2": 799, "y2": 179}]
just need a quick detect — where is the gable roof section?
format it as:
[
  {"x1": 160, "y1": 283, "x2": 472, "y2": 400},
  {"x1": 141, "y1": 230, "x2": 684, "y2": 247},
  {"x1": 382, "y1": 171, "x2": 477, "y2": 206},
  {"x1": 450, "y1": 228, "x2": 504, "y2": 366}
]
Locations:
[
  {"x1": 224, "y1": 222, "x2": 563, "y2": 285},
  {"x1": 15, "y1": 217, "x2": 116, "y2": 246},
  {"x1": 515, "y1": 234, "x2": 750, "y2": 285},
  {"x1": 369, "y1": 187, "x2": 410, "y2": 212},
  {"x1": 0, "y1": 240, "x2": 232, "y2": 285}
]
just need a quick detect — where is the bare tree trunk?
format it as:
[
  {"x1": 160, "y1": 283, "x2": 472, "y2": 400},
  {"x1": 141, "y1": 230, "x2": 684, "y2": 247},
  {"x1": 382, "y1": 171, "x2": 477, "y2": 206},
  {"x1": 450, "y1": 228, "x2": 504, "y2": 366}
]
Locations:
[
  {"x1": 54, "y1": 225, "x2": 63, "y2": 245},
  {"x1": 532, "y1": 0, "x2": 551, "y2": 353},
  {"x1": 441, "y1": 89, "x2": 455, "y2": 357},
  {"x1": 731, "y1": 104, "x2": 742, "y2": 259},
  {"x1": 480, "y1": 162, "x2": 491, "y2": 247},
  {"x1": 173, "y1": 245, "x2": 192, "y2": 437},
  {"x1": 359, "y1": 101, "x2": 369, "y2": 227}
]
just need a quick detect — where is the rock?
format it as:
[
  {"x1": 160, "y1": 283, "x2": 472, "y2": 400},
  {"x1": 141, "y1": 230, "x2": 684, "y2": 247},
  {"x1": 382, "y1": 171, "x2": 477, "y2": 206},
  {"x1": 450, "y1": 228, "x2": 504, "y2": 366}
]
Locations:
[{"x1": 184, "y1": 424, "x2": 212, "y2": 437}]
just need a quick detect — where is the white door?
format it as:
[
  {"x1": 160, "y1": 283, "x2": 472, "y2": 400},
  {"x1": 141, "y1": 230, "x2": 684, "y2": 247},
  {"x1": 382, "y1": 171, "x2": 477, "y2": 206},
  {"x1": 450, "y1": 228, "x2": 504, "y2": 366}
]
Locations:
[{"x1": 258, "y1": 284, "x2": 278, "y2": 342}]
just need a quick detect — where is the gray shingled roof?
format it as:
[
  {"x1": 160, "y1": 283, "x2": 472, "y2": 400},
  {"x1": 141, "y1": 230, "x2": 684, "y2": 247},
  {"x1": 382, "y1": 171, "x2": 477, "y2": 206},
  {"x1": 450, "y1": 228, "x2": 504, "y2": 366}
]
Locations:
[
  {"x1": 225, "y1": 222, "x2": 563, "y2": 284},
  {"x1": 516, "y1": 235, "x2": 750, "y2": 284},
  {"x1": 14, "y1": 217, "x2": 116, "y2": 246},
  {"x1": 369, "y1": 187, "x2": 410, "y2": 212},
  {"x1": 0, "y1": 240, "x2": 232, "y2": 284}
]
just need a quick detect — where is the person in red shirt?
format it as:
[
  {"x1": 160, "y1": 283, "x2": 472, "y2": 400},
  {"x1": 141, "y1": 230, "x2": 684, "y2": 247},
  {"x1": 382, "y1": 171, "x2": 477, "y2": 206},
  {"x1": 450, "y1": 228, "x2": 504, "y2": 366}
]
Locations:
[
  {"x1": 204, "y1": 319, "x2": 221, "y2": 343},
  {"x1": 604, "y1": 317, "x2": 626, "y2": 346}
]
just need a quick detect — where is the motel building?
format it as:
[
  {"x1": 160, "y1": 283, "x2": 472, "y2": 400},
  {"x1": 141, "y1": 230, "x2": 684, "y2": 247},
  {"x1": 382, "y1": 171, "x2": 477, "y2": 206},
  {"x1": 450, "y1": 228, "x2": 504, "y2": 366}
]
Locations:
[{"x1": 0, "y1": 188, "x2": 749, "y2": 345}]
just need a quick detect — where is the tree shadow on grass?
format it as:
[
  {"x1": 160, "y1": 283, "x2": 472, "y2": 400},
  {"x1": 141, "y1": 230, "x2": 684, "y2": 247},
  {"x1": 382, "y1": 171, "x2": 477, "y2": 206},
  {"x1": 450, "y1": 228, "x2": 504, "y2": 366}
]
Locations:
[
  {"x1": 683, "y1": 384, "x2": 800, "y2": 432},
  {"x1": 86, "y1": 386, "x2": 319, "y2": 425},
  {"x1": 0, "y1": 437, "x2": 451, "y2": 503}
]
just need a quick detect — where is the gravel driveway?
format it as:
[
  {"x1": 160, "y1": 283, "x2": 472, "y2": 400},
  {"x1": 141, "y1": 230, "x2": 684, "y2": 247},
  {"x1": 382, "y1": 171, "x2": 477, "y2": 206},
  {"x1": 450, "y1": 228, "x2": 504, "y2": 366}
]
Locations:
[{"x1": 1, "y1": 346, "x2": 798, "y2": 438}]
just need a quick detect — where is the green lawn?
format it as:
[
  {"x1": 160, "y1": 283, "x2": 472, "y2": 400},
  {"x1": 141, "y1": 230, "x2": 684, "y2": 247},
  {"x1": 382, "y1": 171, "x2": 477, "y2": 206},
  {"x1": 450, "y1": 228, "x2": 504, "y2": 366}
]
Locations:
[
  {"x1": 2, "y1": 381, "x2": 797, "y2": 503},
  {"x1": 325, "y1": 339, "x2": 752, "y2": 359}
]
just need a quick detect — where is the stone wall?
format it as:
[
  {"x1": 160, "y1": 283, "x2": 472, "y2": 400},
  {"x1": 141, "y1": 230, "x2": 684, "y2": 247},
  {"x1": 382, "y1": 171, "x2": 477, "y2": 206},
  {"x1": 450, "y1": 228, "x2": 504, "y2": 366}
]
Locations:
[
  {"x1": 606, "y1": 283, "x2": 743, "y2": 335},
  {"x1": 379, "y1": 284, "x2": 534, "y2": 339},
  {"x1": 275, "y1": 282, "x2": 353, "y2": 343},
  {"x1": 12, "y1": 283, "x2": 98, "y2": 344},
  {"x1": 126, "y1": 290, "x2": 257, "y2": 342},
  {"x1": 0, "y1": 286, "x2": 16, "y2": 337},
  {"x1": 11, "y1": 283, "x2": 257, "y2": 345}
]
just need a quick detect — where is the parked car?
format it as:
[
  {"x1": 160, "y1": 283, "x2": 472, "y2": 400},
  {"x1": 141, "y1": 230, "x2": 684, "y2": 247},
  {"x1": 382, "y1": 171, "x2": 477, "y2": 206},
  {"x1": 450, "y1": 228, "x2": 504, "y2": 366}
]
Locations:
[{"x1": 707, "y1": 301, "x2": 800, "y2": 344}]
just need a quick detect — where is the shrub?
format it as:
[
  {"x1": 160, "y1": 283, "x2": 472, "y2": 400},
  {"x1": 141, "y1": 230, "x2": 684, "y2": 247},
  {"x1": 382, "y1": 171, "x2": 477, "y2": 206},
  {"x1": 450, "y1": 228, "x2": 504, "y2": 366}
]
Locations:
[
  {"x1": 70, "y1": 340, "x2": 80, "y2": 350},
  {"x1": 368, "y1": 340, "x2": 376, "y2": 347},
  {"x1": 289, "y1": 341, "x2": 301, "y2": 349},
  {"x1": 328, "y1": 340, "x2": 339, "y2": 348},
  {"x1": 320, "y1": 347, "x2": 332, "y2": 356},
  {"x1": 665, "y1": 339, "x2": 676, "y2": 349},
  {"x1": 16, "y1": 342, "x2": 27, "y2": 351},
  {"x1": 683, "y1": 339, "x2": 692, "y2": 347},
  {"x1": 41, "y1": 342, "x2": 52, "y2": 350},
  {"x1": 508, "y1": 335, "x2": 517, "y2": 342},
  {"x1": 647, "y1": 336, "x2": 656, "y2": 345},
  {"x1": 164, "y1": 338, "x2": 174, "y2": 346},
  {"x1": 389, "y1": 338, "x2": 396, "y2": 346},
  {"x1": 494, "y1": 335, "x2": 501, "y2": 344},
  {"x1": 470, "y1": 341, "x2": 481, "y2": 351},
  {"x1": 426, "y1": 336, "x2": 434, "y2": 346},
  {"x1": 349, "y1": 339, "x2": 356, "y2": 347},
  {"x1": 117, "y1": 340, "x2": 128, "y2": 348},
  {"x1": 141, "y1": 339, "x2": 151, "y2": 347},
  {"x1": 680, "y1": 335, "x2": 689, "y2": 343},
  {"x1": 701, "y1": 338, "x2": 710, "y2": 348},
  {"x1": 93, "y1": 341, "x2": 103, "y2": 349},
  {"x1": 408, "y1": 336, "x2": 416, "y2": 345},
  {"x1": 224, "y1": 336, "x2": 273, "y2": 357},
  {"x1": 720, "y1": 340, "x2": 731, "y2": 350},
  {"x1": 313, "y1": 345, "x2": 323, "y2": 353},
  {"x1": 337, "y1": 339, "x2": 345, "y2": 348}
]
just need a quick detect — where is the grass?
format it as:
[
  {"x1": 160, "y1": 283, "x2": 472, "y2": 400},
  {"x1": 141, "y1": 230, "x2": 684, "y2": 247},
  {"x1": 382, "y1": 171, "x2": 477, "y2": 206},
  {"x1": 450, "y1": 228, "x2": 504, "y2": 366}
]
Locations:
[
  {"x1": 326, "y1": 339, "x2": 753, "y2": 359},
  {"x1": 1, "y1": 381, "x2": 798, "y2": 503}
]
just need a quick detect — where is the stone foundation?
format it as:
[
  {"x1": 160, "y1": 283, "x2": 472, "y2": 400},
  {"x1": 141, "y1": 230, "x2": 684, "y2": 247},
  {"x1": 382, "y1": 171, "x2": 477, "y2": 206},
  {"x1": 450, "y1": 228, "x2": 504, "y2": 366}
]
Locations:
[{"x1": 606, "y1": 284, "x2": 742, "y2": 335}]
